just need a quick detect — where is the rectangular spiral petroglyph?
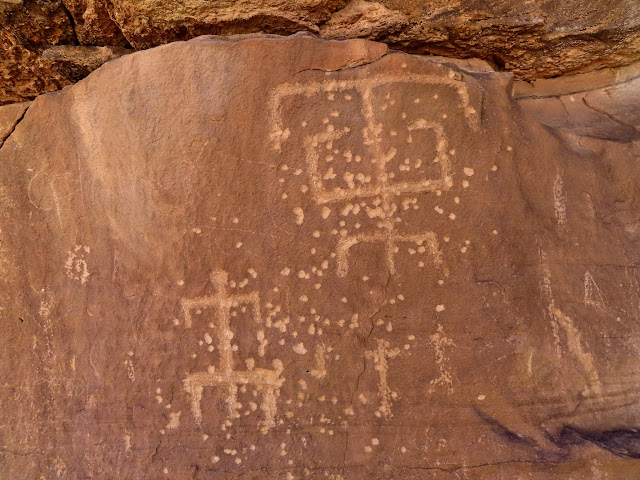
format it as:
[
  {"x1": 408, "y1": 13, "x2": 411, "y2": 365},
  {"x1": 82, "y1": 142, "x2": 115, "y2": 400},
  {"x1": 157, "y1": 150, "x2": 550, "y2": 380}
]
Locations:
[{"x1": 269, "y1": 74, "x2": 477, "y2": 277}]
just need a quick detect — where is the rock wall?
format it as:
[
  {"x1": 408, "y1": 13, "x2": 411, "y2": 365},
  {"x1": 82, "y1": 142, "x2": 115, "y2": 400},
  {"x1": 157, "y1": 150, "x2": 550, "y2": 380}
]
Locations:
[
  {"x1": 1, "y1": 0, "x2": 639, "y2": 104},
  {"x1": 0, "y1": 35, "x2": 639, "y2": 479}
]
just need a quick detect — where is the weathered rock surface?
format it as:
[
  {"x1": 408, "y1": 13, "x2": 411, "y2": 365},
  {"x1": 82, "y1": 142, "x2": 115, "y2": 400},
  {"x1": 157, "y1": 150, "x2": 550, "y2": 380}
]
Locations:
[
  {"x1": 1, "y1": 35, "x2": 640, "y2": 479},
  {"x1": 515, "y1": 62, "x2": 640, "y2": 142},
  {"x1": 0, "y1": 100, "x2": 29, "y2": 146},
  {"x1": 2, "y1": 0, "x2": 639, "y2": 104}
]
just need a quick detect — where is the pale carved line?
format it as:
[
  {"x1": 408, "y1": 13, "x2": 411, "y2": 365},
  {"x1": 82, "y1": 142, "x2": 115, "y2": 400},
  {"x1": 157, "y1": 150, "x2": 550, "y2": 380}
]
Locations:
[
  {"x1": 336, "y1": 231, "x2": 446, "y2": 277},
  {"x1": 180, "y1": 271, "x2": 284, "y2": 433},
  {"x1": 269, "y1": 75, "x2": 466, "y2": 278},
  {"x1": 268, "y1": 73, "x2": 478, "y2": 151},
  {"x1": 365, "y1": 339, "x2": 401, "y2": 420}
]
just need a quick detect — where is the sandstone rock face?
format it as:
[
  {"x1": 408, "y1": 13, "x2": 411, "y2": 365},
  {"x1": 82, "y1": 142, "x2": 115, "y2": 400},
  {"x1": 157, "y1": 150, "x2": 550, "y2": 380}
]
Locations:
[
  {"x1": 1, "y1": 35, "x2": 640, "y2": 479},
  {"x1": 0, "y1": 100, "x2": 29, "y2": 146},
  {"x1": 2, "y1": 0, "x2": 639, "y2": 104},
  {"x1": 515, "y1": 62, "x2": 640, "y2": 142}
]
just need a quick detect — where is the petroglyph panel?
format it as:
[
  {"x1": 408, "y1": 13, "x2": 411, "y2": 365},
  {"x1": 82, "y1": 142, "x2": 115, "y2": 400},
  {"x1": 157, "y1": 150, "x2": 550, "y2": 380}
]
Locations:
[
  {"x1": 3, "y1": 36, "x2": 640, "y2": 480},
  {"x1": 269, "y1": 74, "x2": 478, "y2": 279}
]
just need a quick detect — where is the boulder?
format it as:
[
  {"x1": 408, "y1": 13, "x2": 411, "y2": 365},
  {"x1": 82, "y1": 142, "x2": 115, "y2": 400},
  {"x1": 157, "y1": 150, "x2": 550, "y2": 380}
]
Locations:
[
  {"x1": 1, "y1": 0, "x2": 639, "y2": 104},
  {"x1": 1, "y1": 35, "x2": 640, "y2": 479}
]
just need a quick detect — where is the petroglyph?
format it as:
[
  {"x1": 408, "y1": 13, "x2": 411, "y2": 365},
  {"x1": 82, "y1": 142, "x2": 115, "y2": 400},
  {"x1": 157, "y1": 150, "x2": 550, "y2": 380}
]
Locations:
[
  {"x1": 429, "y1": 324, "x2": 455, "y2": 393},
  {"x1": 549, "y1": 306, "x2": 602, "y2": 396},
  {"x1": 124, "y1": 355, "x2": 135, "y2": 382},
  {"x1": 584, "y1": 271, "x2": 607, "y2": 310},
  {"x1": 310, "y1": 343, "x2": 327, "y2": 379},
  {"x1": 336, "y1": 231, "x2": 446, "y2": 277},
  {"x1": 180, "y1": 271, "x2": 285, "y2": 433},
  {"x1": 269, "y1": 74, "x2": 478, "y2": 152},
  {"x1": 166, "y1": 411, "x2": 181, "y2": 429},
  {"x1": 38, "y1": 294, "x2": 56, "y2": 369},
  {"x1": 539, "y1": 258, "x2": 562, "y2": 358},
  {"x1": 64, "y1": 245, "x2": 90, "y2": 285},
  {"x1": 553, "y1": 173, "x2": 567, "y2": 230},
  {"x1": 269, "y1": 74, "x2": 474, "y2": 277},
  {"x1": 180, "y1": 271, "x2": 260, "y2": 329},
  {"x1": 540, "y1": 253, "x2": 602, "y2": 396},
  {"x1": 301, "y1": 120, "x2": 451, "y2": 206},
  {"x1": 365, "y1": 339, "x2": 401, "y2": 419}
]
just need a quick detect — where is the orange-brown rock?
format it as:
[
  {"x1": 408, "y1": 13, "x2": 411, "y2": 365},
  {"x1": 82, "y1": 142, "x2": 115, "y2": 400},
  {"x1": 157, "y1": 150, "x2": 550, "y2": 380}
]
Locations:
[
  {"x1": 1, "y1": 0, "x2": 639, "y2": 104},
  {"x1": 1, "y1": 35, "x2": 640, "y2": 479},
  {"x1": 515, "y1": 62, "x2": 640, "y2": 142}
]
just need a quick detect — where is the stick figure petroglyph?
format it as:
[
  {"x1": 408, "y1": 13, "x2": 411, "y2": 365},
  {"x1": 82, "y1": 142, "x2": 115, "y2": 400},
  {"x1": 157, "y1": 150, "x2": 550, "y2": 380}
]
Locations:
[
  {"x1": 365, "y1": 339, "x2": 401, "y2": 420},
  {"x1": 269, "y1": 74, "x2": 476, "y2": 277},
  {"x1": 181, "y1": 271, "x2": 284, "y2": 433}
]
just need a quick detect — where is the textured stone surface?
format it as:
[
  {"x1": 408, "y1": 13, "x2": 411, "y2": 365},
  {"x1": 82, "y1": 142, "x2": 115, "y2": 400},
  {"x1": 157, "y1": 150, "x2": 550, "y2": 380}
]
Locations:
[
  {"x1": 1, "y1": 0, "x2": 78, "y2": 105},
  {"x1": 1, "y1": 0, "x2": 639, "y2": 104},
  {"x1": 515, "y1": 62, "x2": 640, "y2": 142},
  {"x1": 1, "y1": 35, "x2": 640, "y2": 479},
  {"x1": 0, "y1": 101, "x2": 29, "y2": 146}
]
